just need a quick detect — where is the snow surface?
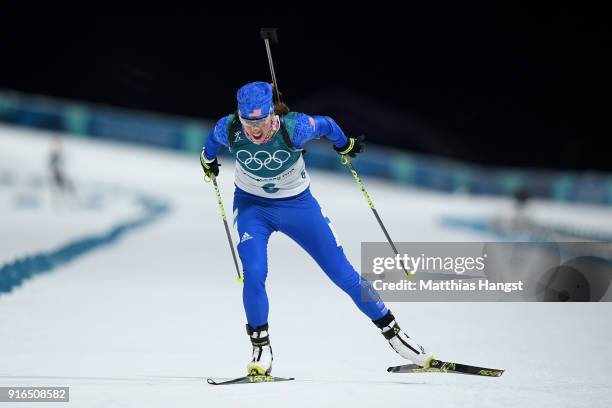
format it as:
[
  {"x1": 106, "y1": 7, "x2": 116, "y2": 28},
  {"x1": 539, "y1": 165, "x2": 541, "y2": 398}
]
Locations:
[{"x1": 1, "y1": 124, "x2": 611, "y2": 407}]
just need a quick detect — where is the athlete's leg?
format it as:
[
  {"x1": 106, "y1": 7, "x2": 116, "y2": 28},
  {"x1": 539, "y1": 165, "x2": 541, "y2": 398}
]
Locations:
[
  {"x1": 233, "y1": 192, "x2": 276, "y2": 328},
  {"x1": 278, "y1": 190, "x2": 387, "y2": 320},
  {"x1": 279, "y1": 190, "x2": 433, "y2": 366}
]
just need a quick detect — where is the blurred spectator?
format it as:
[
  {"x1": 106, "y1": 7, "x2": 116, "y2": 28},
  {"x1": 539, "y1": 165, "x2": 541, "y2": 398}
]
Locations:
[{"x1": 49, "y1": 135, "x2": 76, "y2": 207}]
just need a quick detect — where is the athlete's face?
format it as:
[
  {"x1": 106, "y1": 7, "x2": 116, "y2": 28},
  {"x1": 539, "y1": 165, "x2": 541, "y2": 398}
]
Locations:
[{"x1": 240, "y1": 115, "x2": 274, "y2": 144}]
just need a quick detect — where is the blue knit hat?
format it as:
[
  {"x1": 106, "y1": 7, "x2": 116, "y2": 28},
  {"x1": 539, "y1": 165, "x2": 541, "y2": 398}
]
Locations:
[{"x1": 237, "y1": 82, "x2": 274, "y2": 120}]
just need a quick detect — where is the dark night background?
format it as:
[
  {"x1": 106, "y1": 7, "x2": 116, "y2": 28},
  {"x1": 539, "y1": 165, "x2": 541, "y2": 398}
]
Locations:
[{"x1": 1, "y1": 6, "x2": 609, "y2": 171}]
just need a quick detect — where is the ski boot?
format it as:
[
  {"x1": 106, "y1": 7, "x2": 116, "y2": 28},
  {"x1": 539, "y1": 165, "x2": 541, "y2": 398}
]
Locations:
[
  {"x1": 246, "y1": 323, "x2": 273, "y2": 375},
  {"x1": 373, "y1": 310, "x2": 434, "y2": 368}
]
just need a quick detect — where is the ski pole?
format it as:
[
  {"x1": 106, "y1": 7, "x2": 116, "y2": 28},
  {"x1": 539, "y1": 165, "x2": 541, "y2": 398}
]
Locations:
[
  {"x1": 340, "y1": 155, "x2": 412, "y2": 279},
  {"x1": 205, "y1": 172, "x2": 243, "y2": 283}
]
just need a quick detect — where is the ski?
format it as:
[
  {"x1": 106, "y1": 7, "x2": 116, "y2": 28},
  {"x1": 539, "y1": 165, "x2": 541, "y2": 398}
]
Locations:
[
  {"x1": 206, "y1": 375, "x2": 295, "y2": 385},
  {"x1": 387, "y1": 359, "x2": 504, "y2": 377}
]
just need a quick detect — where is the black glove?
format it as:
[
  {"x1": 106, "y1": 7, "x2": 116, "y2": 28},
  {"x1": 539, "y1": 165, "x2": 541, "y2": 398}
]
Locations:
[
  {"x1": 200, "y1": 153, "x2": 220, "y2": 177},
  {"x1": 334, "y1": 135, "x2": 365, "y2": 158}
]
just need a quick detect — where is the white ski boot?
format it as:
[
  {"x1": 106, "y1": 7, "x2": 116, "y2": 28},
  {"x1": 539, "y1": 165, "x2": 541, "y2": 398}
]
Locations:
[
  {"x1": 246, "y1": 323, "x2": 273, "y2": 375},
  {"x1": 374, "y1": 310, "x2": 434, "y2": 368}
]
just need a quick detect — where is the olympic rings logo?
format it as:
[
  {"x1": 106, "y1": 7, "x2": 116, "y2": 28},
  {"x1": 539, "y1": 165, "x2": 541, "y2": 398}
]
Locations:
[{"x1": 236, "y1": 150, "x2": 291, "y2": 171}]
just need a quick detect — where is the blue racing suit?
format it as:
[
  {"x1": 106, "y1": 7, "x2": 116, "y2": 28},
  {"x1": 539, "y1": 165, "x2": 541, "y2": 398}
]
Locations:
[{"x1": 203, "y1": 112, "x2": 388, "y2": 327}]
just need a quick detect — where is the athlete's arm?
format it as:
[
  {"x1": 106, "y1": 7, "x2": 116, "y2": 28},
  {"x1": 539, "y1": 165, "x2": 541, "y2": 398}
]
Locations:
[
  {"x1": 291, "y1": 113, "x2": 349, "y2": 149},
  {"x1": 202, "y1": 117, "x2": 230, "y2": 161}
]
